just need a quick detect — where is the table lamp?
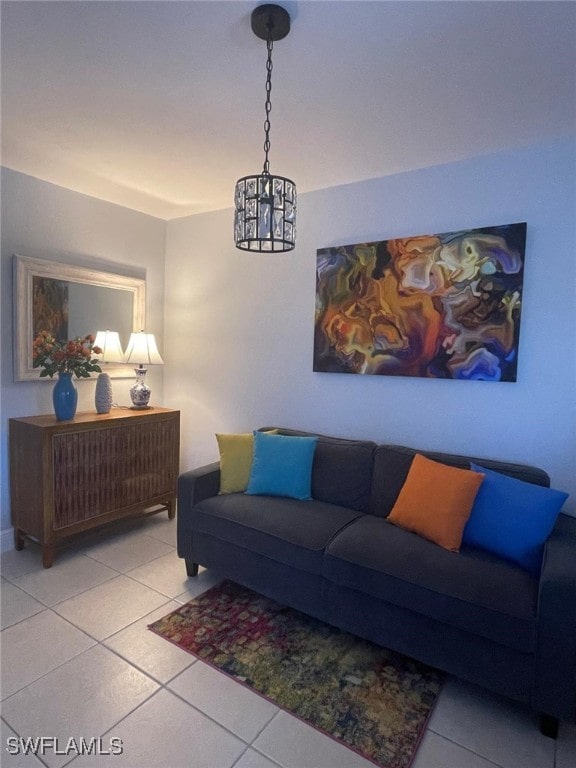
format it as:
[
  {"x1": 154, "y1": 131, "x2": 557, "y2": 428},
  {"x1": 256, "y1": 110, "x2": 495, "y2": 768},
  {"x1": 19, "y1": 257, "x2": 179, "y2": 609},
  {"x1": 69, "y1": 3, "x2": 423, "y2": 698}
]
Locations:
[
  {"x1": 93, "y1": 330, "x2": 124, "y2": 414},
  {"x1": 123, "y1": 330, "x2": 164, "y2": 409}
]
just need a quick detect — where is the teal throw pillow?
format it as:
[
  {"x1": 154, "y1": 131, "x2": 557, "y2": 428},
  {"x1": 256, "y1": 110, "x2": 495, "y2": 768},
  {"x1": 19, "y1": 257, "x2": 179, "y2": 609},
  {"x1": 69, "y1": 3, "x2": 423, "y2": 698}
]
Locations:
[
  {"x1": 246, "y1": 431, "x2": 318, "y2": 500},
  {"x1": 462, "y1": 463, "x2": 568, "y2": 575}
]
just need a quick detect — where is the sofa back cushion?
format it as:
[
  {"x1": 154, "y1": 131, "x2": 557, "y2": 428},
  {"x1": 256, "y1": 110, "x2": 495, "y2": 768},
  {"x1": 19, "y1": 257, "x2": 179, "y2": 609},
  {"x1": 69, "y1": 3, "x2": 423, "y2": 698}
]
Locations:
[
  {"x1": 259, "y1": 427, "x2": 376, "y2": 512},
  {"x1": 370, "y1": 444, "x2": 551, "y2": 518}
]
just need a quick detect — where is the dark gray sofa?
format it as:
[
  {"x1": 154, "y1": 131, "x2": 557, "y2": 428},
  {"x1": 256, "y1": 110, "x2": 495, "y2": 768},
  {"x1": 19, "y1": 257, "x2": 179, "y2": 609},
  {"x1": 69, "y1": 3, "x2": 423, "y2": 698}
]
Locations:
[{"x1": 177, "y1": 427, "x2": 576, "y2": 736}]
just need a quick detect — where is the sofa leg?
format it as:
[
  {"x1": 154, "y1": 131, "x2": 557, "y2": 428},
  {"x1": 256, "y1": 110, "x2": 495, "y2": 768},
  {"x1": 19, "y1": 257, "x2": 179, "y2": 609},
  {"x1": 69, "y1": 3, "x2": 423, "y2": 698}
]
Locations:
[
  {"x1": 185, "y1": 559, "x2": 199, "y2": 577},
  {"x1": 539, "y1": 714, "x2": 559, "y2": 739}
]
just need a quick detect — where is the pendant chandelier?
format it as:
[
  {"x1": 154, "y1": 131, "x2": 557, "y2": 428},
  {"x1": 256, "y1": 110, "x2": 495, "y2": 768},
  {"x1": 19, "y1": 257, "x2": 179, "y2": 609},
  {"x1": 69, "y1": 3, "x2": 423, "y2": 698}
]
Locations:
[{"x1": 234, "y1": 4, "x2": 296, "y2": 253}]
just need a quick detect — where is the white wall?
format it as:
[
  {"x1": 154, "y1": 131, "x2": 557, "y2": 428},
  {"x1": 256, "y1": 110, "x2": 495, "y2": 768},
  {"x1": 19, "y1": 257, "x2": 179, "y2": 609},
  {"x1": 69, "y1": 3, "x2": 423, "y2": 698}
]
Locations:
[
  {"x1": 0, "y1": 168, "x2": 167, "y2": 536},
  {"x1": 164, "y1": 138, "x2": 576, "y2": 514}
]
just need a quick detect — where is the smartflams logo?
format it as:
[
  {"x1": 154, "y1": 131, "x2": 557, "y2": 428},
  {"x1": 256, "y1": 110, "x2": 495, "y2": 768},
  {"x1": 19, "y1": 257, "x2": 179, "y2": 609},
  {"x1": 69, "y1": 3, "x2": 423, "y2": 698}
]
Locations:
[{"x1": 5, "y1": 736, "x2": 124, "y2": 757}]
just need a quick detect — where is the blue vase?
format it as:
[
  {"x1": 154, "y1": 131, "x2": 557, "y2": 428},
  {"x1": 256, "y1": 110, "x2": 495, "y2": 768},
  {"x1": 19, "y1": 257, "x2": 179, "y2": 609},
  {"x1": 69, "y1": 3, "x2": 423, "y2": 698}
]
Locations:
[{"x1": 52, "y1": 372, "x2": 78, "y2": 421}]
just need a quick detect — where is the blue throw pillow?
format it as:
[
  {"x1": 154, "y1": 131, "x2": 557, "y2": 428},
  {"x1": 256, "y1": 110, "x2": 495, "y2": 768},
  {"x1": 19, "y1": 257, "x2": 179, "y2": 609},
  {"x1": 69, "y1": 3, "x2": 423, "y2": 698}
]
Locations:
[
  {"x1": 462, "y1": 463, "x2": 568, "y2": 575},
  {"x1": 246, "y1": 431, "x2": 318, "y2": 500}
]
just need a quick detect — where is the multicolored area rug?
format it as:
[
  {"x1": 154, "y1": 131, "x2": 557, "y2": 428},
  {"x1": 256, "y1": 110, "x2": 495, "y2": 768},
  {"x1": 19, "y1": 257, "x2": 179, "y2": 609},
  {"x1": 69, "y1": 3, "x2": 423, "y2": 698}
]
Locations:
[{"x1": 148, "y1": 580, "x2": 442, "y2": 768}]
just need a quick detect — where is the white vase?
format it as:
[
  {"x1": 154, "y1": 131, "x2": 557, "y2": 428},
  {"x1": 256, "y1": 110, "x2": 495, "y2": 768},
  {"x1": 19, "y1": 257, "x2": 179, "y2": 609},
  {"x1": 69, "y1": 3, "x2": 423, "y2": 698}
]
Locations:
[
  {"x1": 129, "y1": 366, "x2": 151, "y2": 409},
  {"x1": 95, "y1": 372, "x2": 113, "y2": 414}
]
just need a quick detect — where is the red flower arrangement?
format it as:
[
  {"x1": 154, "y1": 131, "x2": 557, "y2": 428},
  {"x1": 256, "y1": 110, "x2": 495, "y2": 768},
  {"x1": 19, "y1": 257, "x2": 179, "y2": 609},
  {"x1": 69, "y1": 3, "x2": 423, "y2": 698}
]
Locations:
[{"x1": 32, "y1": 331, "x2": 103, "y2": 378}]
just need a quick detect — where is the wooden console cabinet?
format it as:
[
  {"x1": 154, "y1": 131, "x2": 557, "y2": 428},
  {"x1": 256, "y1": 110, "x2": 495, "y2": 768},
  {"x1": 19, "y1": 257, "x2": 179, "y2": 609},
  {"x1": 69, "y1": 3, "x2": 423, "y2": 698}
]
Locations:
[{"x1": 9, "y1": 407, "x2": 180, "y2": 567}]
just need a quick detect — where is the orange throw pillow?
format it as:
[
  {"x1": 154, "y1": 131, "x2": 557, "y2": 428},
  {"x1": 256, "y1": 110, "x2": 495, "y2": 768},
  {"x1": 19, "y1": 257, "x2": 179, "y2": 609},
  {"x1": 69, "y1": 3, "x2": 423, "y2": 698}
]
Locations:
[{"x1": 388, "y1": 453, "x2": 485, "y2": 551}]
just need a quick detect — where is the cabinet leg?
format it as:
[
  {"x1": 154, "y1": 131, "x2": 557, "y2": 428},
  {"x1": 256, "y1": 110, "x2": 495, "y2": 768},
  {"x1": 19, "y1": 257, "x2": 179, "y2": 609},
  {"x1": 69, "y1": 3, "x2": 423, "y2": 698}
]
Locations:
[
  {"x1": 167, "y1": 500, "x2": 176, "y2": 520},
  {"x1": 42, "y1": 545, "x2": 55, "y2": 569},
  {"x1": 14, "y1": 528, "x2": 25, "y2": 551}
]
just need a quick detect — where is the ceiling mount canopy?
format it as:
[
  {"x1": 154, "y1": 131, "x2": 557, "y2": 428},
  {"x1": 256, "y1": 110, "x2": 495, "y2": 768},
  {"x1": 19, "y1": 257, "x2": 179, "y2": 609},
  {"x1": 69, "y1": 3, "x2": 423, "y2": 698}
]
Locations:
[
  {"x1": 234, "y1": 3, "x2": 296, "y2": 253},
  {"x1": 250, "y1": 3, "x2": 291, "y2": 41}
]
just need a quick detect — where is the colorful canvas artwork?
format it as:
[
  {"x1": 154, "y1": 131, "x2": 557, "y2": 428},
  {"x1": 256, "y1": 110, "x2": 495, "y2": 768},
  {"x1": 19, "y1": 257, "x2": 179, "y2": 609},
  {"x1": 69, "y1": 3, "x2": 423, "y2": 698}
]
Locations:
[{"x1": 314, "y1": 223, "x2": 526, "y2": 381}]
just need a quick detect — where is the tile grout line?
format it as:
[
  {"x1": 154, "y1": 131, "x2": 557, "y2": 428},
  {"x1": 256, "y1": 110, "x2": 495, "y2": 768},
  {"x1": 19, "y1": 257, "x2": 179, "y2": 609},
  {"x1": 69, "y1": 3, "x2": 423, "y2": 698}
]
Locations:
[
  {"x1": 426, "y1": 727, "x2": 520, "y2": 768},
  {"x1": 3, "y1": 545, "x2": 186, "y2": 618},
  {"x1": 0, "y1": 608, "x2": 98, "y2": 706}
]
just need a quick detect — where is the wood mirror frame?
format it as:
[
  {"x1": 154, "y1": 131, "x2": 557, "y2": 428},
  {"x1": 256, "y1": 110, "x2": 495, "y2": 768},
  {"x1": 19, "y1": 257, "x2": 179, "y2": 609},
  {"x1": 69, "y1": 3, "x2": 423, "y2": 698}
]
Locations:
[{"x1": 14, "y1": 255, "x2": 146, "y2": 381}]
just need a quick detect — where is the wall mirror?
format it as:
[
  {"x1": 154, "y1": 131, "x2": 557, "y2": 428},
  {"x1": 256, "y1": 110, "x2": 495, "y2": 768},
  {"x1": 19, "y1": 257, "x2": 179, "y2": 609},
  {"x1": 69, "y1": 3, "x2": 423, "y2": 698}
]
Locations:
[{"x1": 14, "y1": 255, "x2": 146, "y2": 381}]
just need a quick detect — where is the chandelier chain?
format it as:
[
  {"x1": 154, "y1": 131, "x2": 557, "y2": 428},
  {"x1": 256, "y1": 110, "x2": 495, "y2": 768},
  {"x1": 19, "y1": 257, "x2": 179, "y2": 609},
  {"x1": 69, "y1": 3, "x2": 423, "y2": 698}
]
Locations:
[{"x1": 263, "y1": 34, "x2": 273, "y2": 175}]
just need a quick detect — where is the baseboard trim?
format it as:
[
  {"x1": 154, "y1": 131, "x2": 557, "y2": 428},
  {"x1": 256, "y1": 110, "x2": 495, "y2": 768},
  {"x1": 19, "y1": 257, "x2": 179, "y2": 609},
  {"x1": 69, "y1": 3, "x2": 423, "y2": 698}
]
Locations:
[{"x1": 1, "y1": 527, "x2": 15, "y2": 553}]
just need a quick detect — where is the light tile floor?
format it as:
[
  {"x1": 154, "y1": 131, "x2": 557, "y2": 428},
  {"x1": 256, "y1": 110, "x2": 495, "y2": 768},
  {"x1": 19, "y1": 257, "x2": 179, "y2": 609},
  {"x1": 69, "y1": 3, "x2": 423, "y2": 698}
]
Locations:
[{"x1": 1, "y1": 515, "x2": 574, "y2": 768}]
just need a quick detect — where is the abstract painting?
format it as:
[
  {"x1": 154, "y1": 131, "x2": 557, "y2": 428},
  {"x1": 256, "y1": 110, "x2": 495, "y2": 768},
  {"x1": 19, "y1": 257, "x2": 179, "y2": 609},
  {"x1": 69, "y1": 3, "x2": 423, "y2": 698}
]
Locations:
[
  {"x1": 314, "y1": 222, "x2": 526, "y2": 381},
  {"x1": 32, "y1": 276, "x2": 69, "y2": 341}
]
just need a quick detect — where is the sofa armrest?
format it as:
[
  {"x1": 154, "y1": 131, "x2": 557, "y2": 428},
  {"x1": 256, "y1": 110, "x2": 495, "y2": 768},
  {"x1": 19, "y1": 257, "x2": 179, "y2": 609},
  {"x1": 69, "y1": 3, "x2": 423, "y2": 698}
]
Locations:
[
  {"x1": 176, "y1": 462, "x2": 220, "y2": 559},
  {"x1": 178, "y1": 462, "x2": 221, "y2": 507},
  {"x1": 533, "y1": 513, "x2": 576, "y2": 721}
]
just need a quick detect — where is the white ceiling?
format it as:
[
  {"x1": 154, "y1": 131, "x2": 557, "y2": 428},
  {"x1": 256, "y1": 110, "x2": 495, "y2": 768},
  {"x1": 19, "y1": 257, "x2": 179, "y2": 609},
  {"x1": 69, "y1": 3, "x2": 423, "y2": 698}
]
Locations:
[{"x1": 1, "y1": 1, "x2": 574, "y2": 220}]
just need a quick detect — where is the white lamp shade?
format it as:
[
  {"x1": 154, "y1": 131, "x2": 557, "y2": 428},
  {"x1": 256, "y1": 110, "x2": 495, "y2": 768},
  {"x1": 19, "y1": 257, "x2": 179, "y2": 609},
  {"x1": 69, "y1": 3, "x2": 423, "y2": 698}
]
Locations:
[
  {"x1": 94, "y1": 330, "x2": 124, "y2": 363},
  {"x1": 123, "y1": 331, "x2": 164, "y2": 366}
]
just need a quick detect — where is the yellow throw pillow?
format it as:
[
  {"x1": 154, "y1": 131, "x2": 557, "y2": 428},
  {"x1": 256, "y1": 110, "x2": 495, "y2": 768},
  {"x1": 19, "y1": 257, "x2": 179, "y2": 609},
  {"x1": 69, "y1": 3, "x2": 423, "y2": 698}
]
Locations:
[
  {"x1": 216, "y1": 430, "x2": 277, "y2": 494},
  {"x1": 388, "y1": 453, "x2": 484, "y2": 551}
]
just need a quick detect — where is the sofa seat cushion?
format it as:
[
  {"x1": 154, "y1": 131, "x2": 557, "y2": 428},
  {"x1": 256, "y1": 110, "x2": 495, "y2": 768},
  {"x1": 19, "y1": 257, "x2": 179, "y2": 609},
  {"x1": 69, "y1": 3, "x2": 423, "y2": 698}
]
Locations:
[
  {"x1": 193, "y1": 495, "x2": 362, "y2": 575},
  {"x1": 324, "y1": 515, "x2": 538, "y2": 652}
]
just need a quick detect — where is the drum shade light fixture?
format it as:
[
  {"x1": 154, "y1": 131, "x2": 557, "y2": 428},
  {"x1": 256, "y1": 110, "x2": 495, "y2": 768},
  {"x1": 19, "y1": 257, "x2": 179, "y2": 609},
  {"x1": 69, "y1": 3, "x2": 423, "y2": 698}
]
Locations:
[{"x1": 234, "y1": 4, "x2": 296, "y2": 253}]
